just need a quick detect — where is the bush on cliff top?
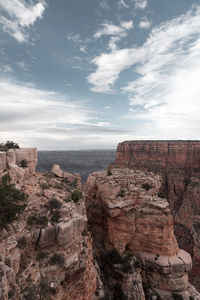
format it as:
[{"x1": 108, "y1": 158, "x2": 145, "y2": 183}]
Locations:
[
  {"x1": 0, "y1": 174, "x2": 27, "y2": 229},
  {"x1": 0, "y1": 141, "x2": 20, "y2": 152}
]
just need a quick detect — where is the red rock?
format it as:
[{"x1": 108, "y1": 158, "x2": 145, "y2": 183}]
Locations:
[{"x1": 113, "y1": 140, "x2": 200, "y2": 290}]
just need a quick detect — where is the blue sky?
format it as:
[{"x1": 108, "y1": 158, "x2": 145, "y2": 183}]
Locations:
[{"x1": 0, "y1": 0, "x2": 200, "y2": 149}]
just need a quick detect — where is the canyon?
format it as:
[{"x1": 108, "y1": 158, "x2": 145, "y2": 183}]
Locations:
[{"x1": 0, "y1": 143, "x2": 199, "y2": 299}]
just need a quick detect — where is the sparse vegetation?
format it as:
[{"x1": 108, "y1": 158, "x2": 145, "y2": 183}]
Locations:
[
  {"x1": 158, "y1": 192, "x2": 165, "y2": 198},
  {"x1": 118, "y1": 189, "x2": 125, "y2": 197},
  {"x1": 142, "y1": 183, "x2": 152, "y2": 191},
  {"x1": 64, "y1": 197, "x2": 71, "y2": 203},
  {"x1": 48, "y1": 253, "x2": 64, "y2": 266},
  {"x1": 107, "y1": 169, "x2": 112, "y2": 176},
  {"x1": 23, "y1": 277, "x2": 51, "y2": 300},
  {"x1": 27, "y1": 215, "x2": 48, "y2": 227},
  {"x1": 20, "y1": 159, "x2": 28, "y2": 168},
  {"x1": 40, "y1": 182, "x2": 49, "y2": 190},
  {"x1": 0, "y1": 173, "x2": 27, "y2": 229},
  {"x1": 134, "y1": 260, "x2": 142, "y2": 269},
  {"x1": 17, "y1": 236, "x2": 27, "y2": 249},
  {"x1": 172, "y1": 293, "x2": 184, "y2": 300},
  {"x1": 72, "y1": 178, "x2": 78, "y2": 187},
  {"x1": 104, "y1": 249, "x2": 124, "y2": 264},
  {"x1": 48, "y1": 198, "x2": 62, "y2": 210},
  {"x1": 50, "y1": 210, "x2": 60, "y2": 223},
  {"x1": 71, "y1": 190, "x2": 82, "y2": 203},
  {"x1": 36, "y1": 252, "x2": 48, "y2": 261},
  {"x1": 0, "y1": 141, "x2": 20, "y2": 152}
]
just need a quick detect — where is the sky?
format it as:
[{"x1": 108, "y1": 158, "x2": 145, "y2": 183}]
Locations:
[{"x1": 0, "y1": 0, "x2": 200, "y2": 150}]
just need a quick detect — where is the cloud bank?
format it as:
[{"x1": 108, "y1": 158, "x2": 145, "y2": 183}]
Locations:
[{"x1": 88, "y1": 4, "x2": 200, "y2": 139}]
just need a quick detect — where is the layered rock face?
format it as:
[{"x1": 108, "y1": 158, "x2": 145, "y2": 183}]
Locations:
[
  {"x1": 85, "y1": 168, "x2": 199, "y2": 300},
  {"x1": 0, "y1": 164, "x2": 96, "y2": 300},
  {"x1": 0, "y1": 148, "x2": 37, "y2": 184},
  {"x1": 114, "y1": 141, "x2": 200, "y2": 289}
]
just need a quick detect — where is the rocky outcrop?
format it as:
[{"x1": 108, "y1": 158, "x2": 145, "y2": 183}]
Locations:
[
  {"x1": 0, "y1": 148, "x2": 37, "y2": 184},
  {"x1": 0, "y1": 165, "x2": 96, "y2": 300},
  {"x1": 85, "y1": 168, "x2": 200, "y2": 299},
  {"x1": 113, "y1": 140, "x2": 200, "y2": 290}
]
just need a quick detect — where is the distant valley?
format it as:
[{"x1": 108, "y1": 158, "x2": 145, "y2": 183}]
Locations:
[{"x1": 36, "y1": 150, "x2": 116, "y2": 181}]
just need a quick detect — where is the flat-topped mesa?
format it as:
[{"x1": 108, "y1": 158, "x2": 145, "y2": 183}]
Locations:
[
  {"x1": 85, "y1": 168, "x2": 200, "y2": 299},
  {"x1": 0, "y1": 148, "x2": 37, "y2": 183},
  {"x1": 114, "y1": 140, "x2": 200, "y2": 171}
]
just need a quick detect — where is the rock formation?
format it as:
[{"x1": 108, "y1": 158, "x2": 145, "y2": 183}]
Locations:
[
  {"x1": 0, "y1": 148, "x2": 37, "y2": 184},
  {"x1": 85, "y1": 168, "x2": 199, "y2": 300},
  {"x1": 0, "y1": 144, "x2": 200, "y2": 300},
  {"x1": 0, "y1": 160, "x2": 96, "y2": 300},
  {"x1": 113, "y1": 141, "x2": 200, "y2": 290}
]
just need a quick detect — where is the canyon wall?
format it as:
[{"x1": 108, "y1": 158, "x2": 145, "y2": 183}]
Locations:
[
  {"x1": 85, "y1": 168, "x2": 199, "y2": 300},
  {"x1": 113, "y1": 141, "x2": 200, "y2": 289}
]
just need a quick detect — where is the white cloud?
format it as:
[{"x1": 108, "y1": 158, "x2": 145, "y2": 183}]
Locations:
[
  {"x1": 0, "y1": 0, "x2": 45, "y2": 42},
  {"x1": 80, "y1": 46, "x2": 87, "y2": 53},
  {"x1": 117, "y1": 0, "x2": 129, "y2": 9},
  {"x1": 0, "y1": 78, "x2": 129, "y2": 149},
  {"x1": 87, "y1": 48, "x2": 144, "y2": 93},
  {"x1": 134, "y1": 0, "x2": 147, "y2": 10},
  {"x1": 139, "y1": 17, "x2": 151, "y2": 29},
  {"x1": 94, "y1": 21, "x2": 133, "y2": 39},
  {"x1": 88, "y1": 4, "x2": 200, "y2": 98}
]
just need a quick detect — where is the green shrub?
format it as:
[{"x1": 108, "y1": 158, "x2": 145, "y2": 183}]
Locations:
[
  {"x1": 121, "y1": 261, "x2": 132, "y2": 273},
  {"x1": 0, "y1": 174, "x2": 27, "y2": 229},
  {"x1": 0, "y1": 141, "x2": 20, "y2": 152},
  {"x1": 107, "y1": 169, "x2": 112, "y2": 176},
  {"x1": 134, "y1": 260, "x2": 142, "y2": 269},
  {"x1": 48, "y1": 198, "x2": 62, "y2": 210},
  {"x1": 48, "y1": 253, "x2": 64, "y2": 266},
  {"x1": 20, "y1": 159, "x2": 28, "y2": 168},
  {"x1": 17, "y1": 236, "x2": 27, "y2": 249},
  {"x1": 50, "y1": 210, "x2": 60, "y2": 223},
  {"x1": 172, "y1": 293, "x2": 184, "y2": 300},
  {"x1": 104, "y1": 249, "x2": 124, "y2": 264},
  {"x1": 71, "y1": 190, "x2": 82, "y2": 203},
  {"x1": 40, "y1": 183, "x2": 49, "y2": 190},
  {"x1": 158, "y1": 192, "x2": 165, "y2": 198},
  {"x1": 64, "y1": 197, "x2": 71, "y2": 203},
  {"x1": 36, "y1": 252, "x2": 48, "y2": 261},
  {"x1": 72, "y1": 178, "x2": 78, "y2": 188},
  {"x1": 8, "y1": 289, "x2": 15, "y2": 298},
  {"x1": 27, "y1": 215, "x2": 48, "y2": 226},
  {"x1": 142, "y1": 183, "x2": 152, "y2": 191},
  {"x1": 37, "y1": 216, "x2": 48, "y2": 226},
  {"x1": 118, "y1": 189, "x2": 125, "y2": 197}
]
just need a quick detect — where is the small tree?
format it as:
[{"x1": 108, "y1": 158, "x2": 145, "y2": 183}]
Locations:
[
  {"x1": 0, "y1": 174, "x2": 27, "y2": 229},
  {"x1": 20, "y1": 159, "x2": 28, "y2": 168}
]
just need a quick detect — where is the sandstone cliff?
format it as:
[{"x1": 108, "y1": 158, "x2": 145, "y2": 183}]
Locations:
[
  {"x1": 0, "y1": 148, "x2": 37, "y2": 185},
  {"x1": 113, "y1": 141, "x2": 200, "y2": 290},
  {"x1": 0, "y1": 163, "x2": 96, "y2": 300},
  {"x1": 85, "y1": 168, "x2": 199, "y2": 300}
]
